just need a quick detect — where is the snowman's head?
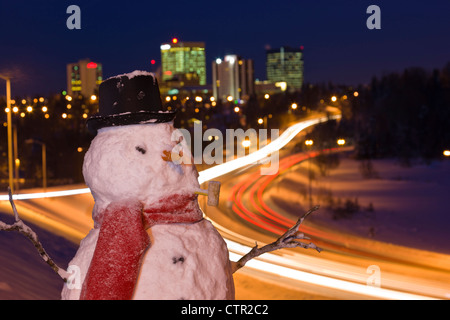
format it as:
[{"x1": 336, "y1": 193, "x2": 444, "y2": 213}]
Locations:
[{"x1": 83, "y1": 122, "x2": 199, "y2": 225}]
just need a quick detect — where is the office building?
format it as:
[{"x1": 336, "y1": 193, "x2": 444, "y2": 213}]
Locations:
[
  {"x1": 266, "y1": 46, "x2": 303, "y2": 91},
  {"x1": 212, "y1": 55, "x2": 254, "y2": 103},
  {"x1": 160, "y1": 39, "x2": 206, "y2": 86},
  {"x1": 66, "y1": 59, "x2": 102, "y2": 96}
]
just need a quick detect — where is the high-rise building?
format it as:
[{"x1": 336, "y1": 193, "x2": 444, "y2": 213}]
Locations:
[
  {"x1": 212, "y1": 55, "x2": 254, "y2": 103},
  {"x1": 66, "y1": 59, "x2": 102, "y2": 97},
  {"x1": 266, "y1": 46, "x2": 303, "y2": 91},
  {"x1": 160, "y1": 39, "x2": 206, "y2": 86}
]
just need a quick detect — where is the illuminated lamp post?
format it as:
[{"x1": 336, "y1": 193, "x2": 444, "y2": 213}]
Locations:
[
  {"x1": 258, "y1": 116, "x2": 267, "y2": 129},
  {"x1": 242, "y1": 139, "x2": 251, "y2": 149},
  {"x1": 0, "y1": 75, "x2": 14, "y2": 194}
]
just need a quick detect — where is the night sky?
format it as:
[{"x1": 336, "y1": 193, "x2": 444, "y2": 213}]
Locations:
[{"x1": 0, "y1": 0, "x2": 449, "y2": 96}]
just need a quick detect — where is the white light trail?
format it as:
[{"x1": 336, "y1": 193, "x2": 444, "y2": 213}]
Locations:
[
  {"x1": 212, "y1": 220, "x2": 438, "y2": 300},
  {"x1": 0, "y1": 187, "x2": 91, "y2": 201},
  {"x1": 198, "y1": 115, "x2": 340, "y2": 183},
  {"x1": 226, "y1": 250, "x2": 435, "y2": 300}
]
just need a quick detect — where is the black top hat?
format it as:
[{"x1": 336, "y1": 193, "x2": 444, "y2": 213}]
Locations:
[{"x1": 87, "y1": 71, "x2": 176, "y2": 134}]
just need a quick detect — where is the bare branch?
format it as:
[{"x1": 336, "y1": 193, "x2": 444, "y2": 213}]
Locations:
[
  {"x1": 0, "y1": 188, "x2": 69, "y2": 281},
  {"x1": 232, "y1": 205, "x2": 321, "y2": 273}
]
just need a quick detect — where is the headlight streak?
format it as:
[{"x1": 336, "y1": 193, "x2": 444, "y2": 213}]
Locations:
[
  {"x1": 221, "y1": 150, "x2": 445, "y2": 300},
  {"x1": 226, "y1": 249, "x2": 435, "y2": 300},
  {"x1": 0, "y1": 187, "x2": 91, "y2": 201},
  {"x1": 198, "y1": 115, "x2": 340, "y2": 184}
]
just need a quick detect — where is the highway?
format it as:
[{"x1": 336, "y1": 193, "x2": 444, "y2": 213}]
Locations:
[
  {"x1": 207, "y1": 150, "x2": 450, "y2": 300},
  {"x1": 1, "y1": 113, "x2": 449, "y2": 300}
]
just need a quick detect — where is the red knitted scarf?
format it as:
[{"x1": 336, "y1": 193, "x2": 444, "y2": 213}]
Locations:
[{"x1": 80, "y1": 194, "x2": 203, "y2": 300}]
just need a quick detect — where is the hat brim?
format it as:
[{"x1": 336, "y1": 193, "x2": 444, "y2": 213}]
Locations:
[{"x1": 87, "y1": 110, "x2": 177, "y2": 135}]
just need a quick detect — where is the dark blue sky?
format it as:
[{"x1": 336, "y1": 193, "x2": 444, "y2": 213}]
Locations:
[{"x1": 0, "y1": 0, "x2": 449, "y2": 96}]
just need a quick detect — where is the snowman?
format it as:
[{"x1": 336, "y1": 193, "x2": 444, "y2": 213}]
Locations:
[{"x1": 61, "y1": 71, "x2": 235, "y2": 300}]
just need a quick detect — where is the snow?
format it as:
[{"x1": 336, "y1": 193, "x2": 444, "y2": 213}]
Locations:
[
  {"x1": 61, "y1": 220, "x2": 234, "y2": 300},
  {"x1": 63, "y1": 121, "x2": 234, "y2": 300},
  {"x1": 61, "y1": 229, "x2": 98, "y2": 299},
  {"x1": 83, "y1": 123, "x2": 200, "y2": 226},
  {"x1": 0, "y1": 211, "x2": 78, "y2": 299},
  {"x1": 267, "y1": 154, "x2": 450, "y2": 254},
  {"x1": 106, "y1": 70, "x2": 156, "y2": 81},
  {"x1": 134, "y1": 219, "x2": 234, "y2": 299}
]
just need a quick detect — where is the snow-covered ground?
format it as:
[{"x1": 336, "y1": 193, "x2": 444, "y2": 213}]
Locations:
[
  {"x1": 0, "y1": 212, "x2": 77, "y2": 299},
  {"x1": 268, "y1": 153, "x2": 450, "y2": 255}
]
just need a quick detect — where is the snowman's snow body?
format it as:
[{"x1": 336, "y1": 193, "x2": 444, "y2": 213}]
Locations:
[{"x1": 61, "y1": 121, "x2": 235, "y2": 299}]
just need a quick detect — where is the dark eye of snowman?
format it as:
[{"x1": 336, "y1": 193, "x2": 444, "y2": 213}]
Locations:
[{"x1": 135, "y1": 146, "x2": 146, "y2": 154}]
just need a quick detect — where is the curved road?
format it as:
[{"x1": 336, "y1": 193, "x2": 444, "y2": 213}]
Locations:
[
  {"x1": 207, "y1": 148, "x2": 450, "y2": 300},
  {"x1": 1, "y1": 113, "x2": 449, "y2": 299}
]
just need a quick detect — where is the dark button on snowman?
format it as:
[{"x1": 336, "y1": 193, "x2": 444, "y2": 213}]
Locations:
[{"x1": 62, "y1": 71, "x2": 234, "y2": 300}]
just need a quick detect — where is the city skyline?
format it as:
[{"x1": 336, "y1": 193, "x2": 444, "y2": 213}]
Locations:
[{"x1": 0, "y1": 1, "x2": 450, "y2": 96}]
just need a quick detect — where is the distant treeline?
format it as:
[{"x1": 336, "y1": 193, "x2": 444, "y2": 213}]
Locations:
[
  {"x1": 355, "y1": 62, "x2": 450, "y2": 163},
  {"x1": 307, "y1": 62, "x2": 450, "y2": 165}
]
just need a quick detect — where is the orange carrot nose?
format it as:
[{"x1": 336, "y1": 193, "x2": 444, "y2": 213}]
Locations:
[
  {"x1": 161, "y1": 149, "x2": 184, "y2": 162},
  {"x1": 161, "y1": 150, "x2": 172, "y2": 162}
]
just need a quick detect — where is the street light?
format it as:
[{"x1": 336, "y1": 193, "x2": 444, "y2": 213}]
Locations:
[
  {"x1": 242, "y1": 139, "x2": 251, "y2": 148},
  {"x1": 0, "y1": 75, "x2": 14, "y2": 193},
  {"x1": 25, "y1": 139, "x2": 47, "y2": 192}
]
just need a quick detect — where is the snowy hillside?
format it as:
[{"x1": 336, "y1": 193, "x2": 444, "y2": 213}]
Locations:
[
  {"x1": 0, "y1": 212, "x2": 77, "y2": 299},
  {"x1": 267, "y1": 155, "x2": 450, "y2": 254}
]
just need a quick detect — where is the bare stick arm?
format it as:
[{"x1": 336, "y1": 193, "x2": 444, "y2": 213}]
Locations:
[
  {"x1": 0, "y1": 188, "x2": 69, "y2": 281},
  {"x1": 231, "y1": 205, "x2": 322, "y2": 274}
]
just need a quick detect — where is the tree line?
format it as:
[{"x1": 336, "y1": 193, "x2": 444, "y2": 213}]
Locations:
[{"x1": 305, "y1": 62, "x2": 450, "y2": 165}]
